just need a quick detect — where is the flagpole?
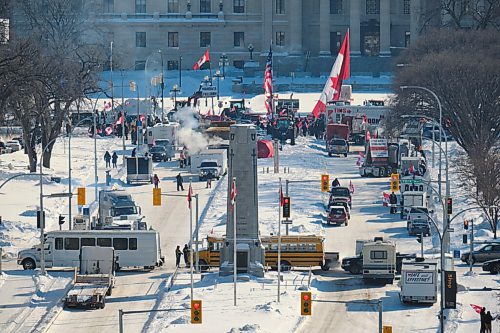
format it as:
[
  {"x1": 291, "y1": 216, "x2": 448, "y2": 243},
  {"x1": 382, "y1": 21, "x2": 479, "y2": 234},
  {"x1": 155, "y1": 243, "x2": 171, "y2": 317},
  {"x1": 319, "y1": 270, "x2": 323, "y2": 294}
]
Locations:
[
  {"x1": 233, "y1": 177, "x2": 237, "y2": 306},
  {"x1": 278, "y1": 177, "x2": 281, "y2": 303},
  {"x1": 209, "y1": 49, "x2": 213, "y2": 86},
  {"x1": 189, "y1": 178, "x2": 194, "y2": 301},
  {"x1": 270, "y1": 40, "x2": 275, "y2": 119}
]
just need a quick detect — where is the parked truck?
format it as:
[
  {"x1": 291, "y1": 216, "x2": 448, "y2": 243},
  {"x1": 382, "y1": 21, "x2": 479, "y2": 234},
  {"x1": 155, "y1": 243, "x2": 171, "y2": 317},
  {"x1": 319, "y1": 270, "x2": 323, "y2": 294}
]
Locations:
[
  {"x1": 190, "y1": 149, "x2": 228, "y2": 181},
  {"x1": 146, "y1": 122, "x2": 180, "y2": 147},
  {"x1": 400, "y1": 259, "x2": 438, "y2": 304},
  {"x1": 359, "y1": 139, "x2": 399, "y2": 177},
  {"x1": 400, "y1": 191, "x2": 428, "y2": 219},
  {"x1": 98, "y1": 189, "x2": 145, "y2": 229},
  {"x1": 126, "y1": 156, "x2": 153, "y2": 185},
  {"x1": 326, "y1": 123, "x2": 350, "y2": 157}
]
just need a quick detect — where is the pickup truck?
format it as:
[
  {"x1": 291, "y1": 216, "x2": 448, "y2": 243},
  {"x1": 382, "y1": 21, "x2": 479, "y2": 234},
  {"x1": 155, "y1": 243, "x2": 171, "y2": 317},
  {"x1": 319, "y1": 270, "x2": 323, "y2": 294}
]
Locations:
[
  {"x1": 341, "y1": 252, "x2": 417, "y2": 275},
  {"x1": 199, "y1": 160, "x2": 223, "y2": 181}
]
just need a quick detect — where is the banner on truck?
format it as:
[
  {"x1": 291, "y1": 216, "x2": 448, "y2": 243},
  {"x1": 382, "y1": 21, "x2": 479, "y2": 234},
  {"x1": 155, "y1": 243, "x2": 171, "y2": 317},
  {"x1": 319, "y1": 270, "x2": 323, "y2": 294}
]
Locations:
[
  {"x1": 404, "y1": 272, "x2": 434, "y2": 284},
  {"x1": 369, "y1": 139, "x2": 388, "y2": 158}
]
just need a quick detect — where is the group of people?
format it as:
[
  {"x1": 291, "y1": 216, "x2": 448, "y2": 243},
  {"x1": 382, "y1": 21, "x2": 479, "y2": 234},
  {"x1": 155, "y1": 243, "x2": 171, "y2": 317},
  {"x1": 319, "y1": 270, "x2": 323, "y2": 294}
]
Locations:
[
  {"x1": 103, "y1": 151, "x2": 119, "y2": 168},
  {"x1": 175, "y1": 244, "x2": 191, "y2": 268},
  {"x1": 179, "y1": 147, "x2": 191, "y2": 169}
]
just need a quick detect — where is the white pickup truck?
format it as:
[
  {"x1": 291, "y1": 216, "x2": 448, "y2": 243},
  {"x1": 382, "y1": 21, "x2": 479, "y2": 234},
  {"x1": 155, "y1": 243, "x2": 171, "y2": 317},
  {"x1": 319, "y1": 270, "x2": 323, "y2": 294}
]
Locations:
[{"x1": 64, "y1": 246, "x2": 115, "y2": 309}]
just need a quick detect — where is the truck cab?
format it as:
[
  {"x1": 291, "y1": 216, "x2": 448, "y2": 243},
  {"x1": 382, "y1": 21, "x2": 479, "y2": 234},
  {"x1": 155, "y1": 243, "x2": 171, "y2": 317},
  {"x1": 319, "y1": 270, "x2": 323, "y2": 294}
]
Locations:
[{"x1": 199, "y1": 160, "x2": 222, "y2": 181}]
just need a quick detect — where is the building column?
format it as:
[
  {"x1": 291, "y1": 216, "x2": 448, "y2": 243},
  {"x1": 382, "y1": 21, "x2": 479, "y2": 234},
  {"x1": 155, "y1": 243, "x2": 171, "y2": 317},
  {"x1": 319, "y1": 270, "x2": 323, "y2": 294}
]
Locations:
[
  {"x1": 319, "y1": 0, "x2": 330, "y2": 56},
  {"x1": 379, "y1": 0, "x2": 391, "y2": 56},
  {"x1": 289, "y1": 0, "x2": 302, "y2": 55},
  {"x1": 410, "y1": 0, "x2": 421, "y2": 44},
  {"x1": 349, "y1": 0, "x2": 361, "y2": 56},
  {"x1": 261, "y1": 0, "x2": 273, "y2": 55}
]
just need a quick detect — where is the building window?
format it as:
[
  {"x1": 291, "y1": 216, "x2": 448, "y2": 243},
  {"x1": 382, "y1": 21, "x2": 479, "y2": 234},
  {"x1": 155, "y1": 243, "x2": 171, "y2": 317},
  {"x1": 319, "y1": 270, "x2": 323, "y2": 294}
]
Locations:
[
  {"x1": 168, "y1": 32, "x2": 179, "y2": 47},
  {"x1": 135, "y1": 0, "x2": 146, "y2": 13},
  {"x1": 233, "y1": 0, "x2": 245, "y2": 13},
  {"x1": 200, "y1": 0, "x2": 211, "y2": 13},
  {"x1": 275, "y1": 31, "x2": 285, "y2": 46},
  {"x1": 330, "y1": 0, "x2": 342, "y2": 14},
  {"x1": 366, "y1": 0, "x2": 380, "y2": 14},
  {"x1": 168, "y1": 0, "x2": 179, "y2": 13},
  {"x1": 103, "y1": 0, "x2": 114, "y2": 13},
  {"x1": 330, "y1": 31, "x2": 342, "y2": 54},
  {"x1": 234, "y1": 32, "x2": 244, "y2": 47},
  {"x1": 200, "y1": 32, "x2": 211, "y2": 47},
  {"x1": 136, "y1": 32, "x2": 146, "y2": 47},
  {"x1": 405, "y1": 31, "x2": 410, "y2": 47},
  {"x1": 167, "y1": 60, "x2": 179, "y2": 70},
  {"x1": 135, "y1": 60, "x2": 146, "y2": 70},
  {"x1": 233, "y1": 60, "x2": 245, "y2": 69},
  {"x1": 276, "y1": 0, "x2": 285, "y2": 14},
  {"x1": 403, "y1": 0, "x2": 410, "y2": 14}
]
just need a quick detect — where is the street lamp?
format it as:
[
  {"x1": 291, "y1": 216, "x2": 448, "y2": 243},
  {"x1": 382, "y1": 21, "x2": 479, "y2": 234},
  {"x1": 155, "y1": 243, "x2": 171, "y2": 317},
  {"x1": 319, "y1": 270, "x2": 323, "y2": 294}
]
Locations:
[
  {"x1": 219, "y1": 53, "x2": 228, "y2": 78},
  {"x1": 158, "y1": 50, "x2": 165, "y2": 121},
  {"x1": 248, "y1": 44, "x2": 254, "y2": 60},
  {"x1": 170, "y1": 84, "x2": 180, "y2": 111},
  {"x1": 213, "y1": 70, "x2": 224, "y2": 101}
]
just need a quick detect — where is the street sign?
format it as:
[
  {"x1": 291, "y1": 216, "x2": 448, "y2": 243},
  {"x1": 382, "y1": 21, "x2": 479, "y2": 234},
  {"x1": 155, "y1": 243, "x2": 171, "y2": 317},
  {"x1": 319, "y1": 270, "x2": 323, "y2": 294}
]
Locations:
[
  {"x1": 453, "y1": 250, "x2": 460, "y2": 259},
  {"x1": 447, "y1": 227, "x2": 455, "y2": 232},
  {"x1": 400, "y1": 179, "x2": 422, "y2": 184},
  {"x1": 201, "y1": 86, "x2": 217, "y2": 97},
  {"x1": 444, "y1": 271, "x2": 457, "y2": 309},
  {"x1": 77, "y1": 187, "x2": 86, "y2": 206},
  {"x1": 282, "y1": 219, "x2": 293, "y2": 225}
]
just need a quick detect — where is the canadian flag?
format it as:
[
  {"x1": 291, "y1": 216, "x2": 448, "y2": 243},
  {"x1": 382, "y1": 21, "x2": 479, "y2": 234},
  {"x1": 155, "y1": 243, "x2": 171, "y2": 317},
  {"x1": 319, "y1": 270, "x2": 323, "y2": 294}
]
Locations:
[
  {"x1": 105, "y1": 126, "x2": 113, "y2": 136},
  {"x1": 312, "y1": 30, "x2": 350, "y2": 118},
  {"x1": 139, "y1": 114, "x2": 145, "y2": 122},
  {"x1": 193, "y1": 50, "x2": 210, "y2": 70},
  {"x1": 279, "y1": 184, "x2": 284, "y2": 207},
  {"x1": 187, "y1": 184, "x2": 193, "y2": 209},
  {"x1": 349, "y1": 180, "x2": 355, "y2": 194},
  {"x1": 470, "y1": 304, "x2": 483, "y2": 314},
  {"x1": 103, "y1": 101, "x2": 112, "y2": 111},
  {"x1": 115, "y1": 115, "x2": 125, "y2": 126},
  {"x1": 230, "y1": 179, "x2": 238, "y2": 210},
  {"x1": 356, "y1": 152, "x2": 365, "y2": 166},
  {"x1": 366, "y1": 131, "x2": 371, "y2": 141}
]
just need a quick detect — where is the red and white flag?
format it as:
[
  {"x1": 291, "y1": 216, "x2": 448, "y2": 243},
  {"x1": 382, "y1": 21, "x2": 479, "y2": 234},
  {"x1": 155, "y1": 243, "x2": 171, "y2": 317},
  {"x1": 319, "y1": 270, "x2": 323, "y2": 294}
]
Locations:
[
  {"x1": 470, "y1": 304, "x2": 483, "y2": 314},
  {"x1": 312, "y1": 30, "x2": 350, "y2": 118},
  {"x1": 230, "y1": 179, "x2": 238, "y2": 210},
  {"x1": 356, "y1": 152, "x2": 365, "y2": 166},
  {"x1": 139, "y1": 114, "x2": 145, "y2": 122},
  {"x1": 263, "y1": 46, "x2": 273, "y2": 115},
  {"x1": 115, "y1": 115, "x2": 125, "y2": 126},
  {"x1": 193, "y1": 49, "x2": 210, "y2": 70},
  {"x1": 103, "y1": 101, "x2": 112, "y2": 111},
  {"x1": 104, "y1": 126, "x2": 113, "y2": 136},
  {"x1": 366, "y1": 130, "x2": 371, "y2": 141},
  {"x1": 349, "y1": 180, "x2": 355, "y2": 194},
  {"x1": 187, "y1": 184, "x2": 193, "y2": 209},
  {"x1": 409, "y1": 164, "x2": 415, "y2": 174},
  {"x1": 279, "y1": 184, "x2": 284, "y2": 206}
]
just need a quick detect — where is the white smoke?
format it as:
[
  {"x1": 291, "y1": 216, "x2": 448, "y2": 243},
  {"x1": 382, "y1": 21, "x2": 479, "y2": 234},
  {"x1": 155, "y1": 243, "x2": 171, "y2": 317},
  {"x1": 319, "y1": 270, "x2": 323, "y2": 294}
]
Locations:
[{"x1": 175, "y1": 106, "x2": 209, "y2": 154}]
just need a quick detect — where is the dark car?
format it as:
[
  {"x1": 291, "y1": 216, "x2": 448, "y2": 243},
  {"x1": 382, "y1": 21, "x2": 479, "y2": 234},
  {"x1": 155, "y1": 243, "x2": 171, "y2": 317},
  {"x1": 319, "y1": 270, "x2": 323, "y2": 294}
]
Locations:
[
  {"x1": 149, "y1": 146, "x2": 169, "y2": 162},
  {"x1": 482, "y1": 258, "x2": 500, "y2": 274},
  {"x1": 330, "y1": 186, "x2": 352, "y2": 208},
  {"x1": 461, "y1": 243, "x2": 500, "y2": 265},
  {"x1": 341, "y1": 252, "x2": 416, "y2": 275}
]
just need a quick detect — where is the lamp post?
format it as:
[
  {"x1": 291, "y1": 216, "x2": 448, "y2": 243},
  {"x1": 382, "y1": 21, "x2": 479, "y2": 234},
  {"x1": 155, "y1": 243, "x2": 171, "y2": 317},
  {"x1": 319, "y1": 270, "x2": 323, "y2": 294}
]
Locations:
[
  {"x1": 248, "y1": 44, "x2": 254, "y2": 60},
  {"x1": 213, "y1": 70, "x2": 224, "y2": 101},
  {"x1": 219, "y1": 53, "x2": 228, "y2": 78},
  {"x1": 129, "y1": 81, "x2": 140, "y2": 182},
  {"x1": 170, "y1": 84, "x2": 180, "y2": 111},
  {"x1": 179, "y1": 56, "x2": 182, "y2": 88},
  {"x1": 158, "y1": 50, "x2": 165, "y2": 121}
]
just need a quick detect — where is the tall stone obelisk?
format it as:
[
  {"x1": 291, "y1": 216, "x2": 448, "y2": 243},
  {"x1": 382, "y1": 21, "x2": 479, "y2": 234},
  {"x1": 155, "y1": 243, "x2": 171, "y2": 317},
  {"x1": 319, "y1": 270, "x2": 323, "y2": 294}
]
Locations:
[{"x1": 220, "y1": 124, "x2": 265, "y2": 277}]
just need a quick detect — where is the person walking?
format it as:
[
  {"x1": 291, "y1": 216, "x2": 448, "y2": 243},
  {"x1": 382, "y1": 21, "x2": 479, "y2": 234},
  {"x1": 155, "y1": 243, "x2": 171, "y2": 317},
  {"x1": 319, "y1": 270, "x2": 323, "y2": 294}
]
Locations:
[
  {"x1": 183, "y1": 244, "x2": 190, "y2": 267},
  {"x1": 111, "y1": 152, "x2": 118, "y2": 168},
  {"x1": 175, "y1": 245, "x2": 182, "y2": 268},
  {"x1": 480, "y1": 307, "x2": 486, "y2": 333},
  {"x1": 131, "y1": 148, "x2": 136, "y2": 157},
  {"x1": 104, "y1": 151, "x2": 111, "y2": 168},
  {"x1": 389, "y1": 191, "x2": 398, "y2": 214},
  {"x1": 331, "y1": 178, "x2": 341, "y2": 188},
  {"x1": 484, "y1": 311, "x2": 493, "y2": 333},
  {"x1": 206, "y1": 177, "x2": 212, "y2": 189},
  {"x1": 176, "y1": 173, "x2": 184, "y2": 191},
  {"x1": 153, "y1": 174, "x2": 160, "y2": 189}
]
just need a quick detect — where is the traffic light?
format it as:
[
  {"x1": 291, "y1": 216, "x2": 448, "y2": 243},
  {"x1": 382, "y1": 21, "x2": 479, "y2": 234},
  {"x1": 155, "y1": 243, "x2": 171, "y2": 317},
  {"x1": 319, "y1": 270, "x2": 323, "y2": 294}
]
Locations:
[
  {"x1": 283, "y1": 197, "x2": 291, "y2": 218},
  {"x1": 191, "y1": 300, "x2": 202, "y2": 324},
  {"x1": 446, "y1": 197, "x2": 453, "y2": 215},
  {"x1": 390, "y1": 174, "x2": 399, "y2": 192},
  {"x1": 464, "y1": 219, "x2": 469, "y2": 230},
  {"x1": 77, "y1": 187, "x2": 86, "y2": 206},
  {"x1": 416, "y1": 233, "x2": 422, "y2": 243},
  {"x1": 321, "y1": 174, "x2": 329, "y2": 192},
  {"x1": 153, "y1": 188, "x2": 161, "y2": 206},
  {"x1": 463, "y1": 234, "x2": 468, "y2": 244},
  {"x1": 300, "y1": 292, "x2": 312, "y2": 315},
  {"x1": 58, "y1": 215, "x2": 65, "y2": 225},
  {"x1": 36, "y1": 210, "x2": 45, "y2": 229}
]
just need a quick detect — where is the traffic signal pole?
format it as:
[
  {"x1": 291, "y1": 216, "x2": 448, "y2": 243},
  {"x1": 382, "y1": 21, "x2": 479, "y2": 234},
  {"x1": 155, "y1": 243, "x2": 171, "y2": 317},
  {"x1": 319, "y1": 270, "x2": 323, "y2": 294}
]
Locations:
[
  {"x1": 469, "y1": 218, "x2": 474, "y2": 273},
  {"x1": 285, "y1": 180, "x2": 289, "y2": 236},
  {"x1": 277, "y1": 177, "x2": 282, "y2": 303}
]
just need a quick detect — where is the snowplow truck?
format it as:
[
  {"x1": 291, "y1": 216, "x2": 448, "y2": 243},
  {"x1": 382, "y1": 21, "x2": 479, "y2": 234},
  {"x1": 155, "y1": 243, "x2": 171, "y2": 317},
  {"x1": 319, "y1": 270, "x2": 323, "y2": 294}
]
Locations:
[{"x1": 326, "y1": 123, "x2": 350, "y2": 157}]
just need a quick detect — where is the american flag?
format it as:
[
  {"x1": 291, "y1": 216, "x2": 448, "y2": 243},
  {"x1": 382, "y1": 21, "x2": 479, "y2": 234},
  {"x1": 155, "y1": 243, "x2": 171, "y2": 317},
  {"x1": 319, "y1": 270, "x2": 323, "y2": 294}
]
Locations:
[{"x1": 263, "y1": 46, "x2": 273, "y2": 115}]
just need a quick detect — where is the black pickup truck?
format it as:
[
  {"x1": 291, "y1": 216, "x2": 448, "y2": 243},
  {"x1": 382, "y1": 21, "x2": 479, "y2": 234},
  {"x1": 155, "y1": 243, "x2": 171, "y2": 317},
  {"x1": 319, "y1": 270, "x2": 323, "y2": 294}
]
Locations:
[{"x1": 341, "y1": 252, "x2": 417, "y2": 274}]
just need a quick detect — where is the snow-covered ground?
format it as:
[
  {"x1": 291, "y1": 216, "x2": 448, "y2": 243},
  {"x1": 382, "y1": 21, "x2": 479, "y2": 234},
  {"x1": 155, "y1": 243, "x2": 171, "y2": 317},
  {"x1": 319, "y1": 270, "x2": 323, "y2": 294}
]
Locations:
[{"x1": 1, "y1": 89, "x2": 498, "y2": 333}]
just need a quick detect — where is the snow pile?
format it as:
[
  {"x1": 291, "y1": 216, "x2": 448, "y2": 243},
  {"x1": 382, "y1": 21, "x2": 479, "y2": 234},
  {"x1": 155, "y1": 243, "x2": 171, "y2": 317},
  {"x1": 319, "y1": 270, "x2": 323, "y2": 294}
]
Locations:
[{"x1": 0, "y1": 219, "x2": 39, "y2": 258}]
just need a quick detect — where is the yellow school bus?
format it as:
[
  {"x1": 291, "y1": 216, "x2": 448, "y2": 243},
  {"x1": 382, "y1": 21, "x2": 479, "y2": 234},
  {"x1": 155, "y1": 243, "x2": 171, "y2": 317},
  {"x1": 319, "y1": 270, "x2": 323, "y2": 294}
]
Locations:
[{"x1": 197, "y1": 235, "x2": 339, "y2": 271}]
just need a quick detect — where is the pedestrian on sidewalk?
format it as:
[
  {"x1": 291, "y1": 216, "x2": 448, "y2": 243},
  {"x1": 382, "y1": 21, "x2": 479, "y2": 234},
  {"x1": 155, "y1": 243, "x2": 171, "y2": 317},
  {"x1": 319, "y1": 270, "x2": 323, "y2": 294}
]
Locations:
[
  {"x1": 485, "y1": 311, "x2": 493, "y2": 333},
  {"x1": 183, "y1": 244, "x2": 190, "y2": 267},
  {"x1": 153, "y1": 174, "x2": 160, "y2": 189},
  {"x1": 104, "y1": 151, "x2": 111, "y2": 168},
  {"x1": 176, "y1": 173, "x2": 184, "y2": 191},
  {"x1": 206, "y1": 177, "x2": 212, "y2": 189},
  {"x1": 111, "y1": 152, "x2": 118, "y2": 168},
  {"x1": 175, "y1": 245, "x2": 182, "y2": 268},
  {"x1": 480, "y1": 307, "x2": 486, "y2": 333}
]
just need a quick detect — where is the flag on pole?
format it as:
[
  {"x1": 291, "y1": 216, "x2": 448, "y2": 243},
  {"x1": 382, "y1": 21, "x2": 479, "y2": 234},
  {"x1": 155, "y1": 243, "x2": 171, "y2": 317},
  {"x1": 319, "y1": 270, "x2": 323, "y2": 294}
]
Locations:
[
  {"x1": 349, "y1": 180, "x2": 355, "y2": 194},
  {"x1": 104, "y1": 126, "x2": 113, "y2": 136},
  {"x1": 230, "y1": 179, "x2": 238, "y2": 210},
  {"x1": 470, "y1": 304, "x2": 483, "y2": 314},
  {"x1": 409, "y1": 164, "x2": 415, "y2": 174},
  {"x1": 115, "y1": 115, "x2": 125, "y2": 126},
  {"x1": 279, "y1": 184, "x2": 284, "y2": 206},
  {"x1": 188, "y1": 184, "x2": 193, "y2": 209},
  {"x1": 366, "y1": 130, "x2": 371, "y2": 141},
  {"x1": 193, "y1": 49, "x2": 210, "y2": 70},
  {"x1": 139, "y1": 114, "x2": 145, "y2": 122},
  {"x1": 312, "y1": 30, "x2": 350, "y2": 118},
  {"x1": 356, "y1": 152, "x2": 365, "y2": 166},
  {"x1": 263, "y1": 46, "x2": 273, "y2": 115}
]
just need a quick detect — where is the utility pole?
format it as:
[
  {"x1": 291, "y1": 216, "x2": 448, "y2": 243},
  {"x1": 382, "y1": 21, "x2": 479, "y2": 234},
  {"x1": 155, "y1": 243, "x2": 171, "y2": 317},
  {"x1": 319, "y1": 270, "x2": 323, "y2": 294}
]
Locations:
[{"x1": 159, "y1": 50, "x2": 164, "y2": 121}]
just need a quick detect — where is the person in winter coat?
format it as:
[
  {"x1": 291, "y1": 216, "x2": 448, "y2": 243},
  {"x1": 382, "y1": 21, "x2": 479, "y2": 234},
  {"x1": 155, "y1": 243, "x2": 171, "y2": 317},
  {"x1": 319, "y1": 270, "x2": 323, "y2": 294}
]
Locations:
[
  {"x1": 389, "y1": 191, "x2": 398, "y2": 214},
  {"x1": 484, "y1": 310, "x2": 494, "y2": 333},
  {"x1": 183, "y1": 244, "x2": 190, "y2": 267},
  {"x1": 131, "y1": 148, "x2": 136, "y2": 157},
  {"x1": 153, "y1": 174, "x2": 160, "y2": 189},
  {"x1": 175, "y1": 245, "x2": 182, "y2": 267},
  {"x1": 176, "y1": 173, "x2": 184, "y2": 191},
  {"x1": 104, "y1": 151, "x2": 111, "y2": 168},
  {"x1": 206, "y1": 177, "x2": 212, "y2": 189},
  {"x1": 111, "y1": 152, "x2": 118, "y2": 168},
  {"x1": 179, "y1": 150, "x2": 185, "y2": 168},
  {"x1": 480, "y1": 307, "x2": 486, "y2": 333},
  {"x1": 331, "y1": 178, "x2": 341, "y2": 188}
]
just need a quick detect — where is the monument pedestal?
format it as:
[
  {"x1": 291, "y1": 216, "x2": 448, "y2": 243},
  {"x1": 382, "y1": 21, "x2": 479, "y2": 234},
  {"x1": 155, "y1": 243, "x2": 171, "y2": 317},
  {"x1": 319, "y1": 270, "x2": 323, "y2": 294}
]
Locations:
[{"x1": 219, "y1": 240, "x2": 264, "y2": 277}]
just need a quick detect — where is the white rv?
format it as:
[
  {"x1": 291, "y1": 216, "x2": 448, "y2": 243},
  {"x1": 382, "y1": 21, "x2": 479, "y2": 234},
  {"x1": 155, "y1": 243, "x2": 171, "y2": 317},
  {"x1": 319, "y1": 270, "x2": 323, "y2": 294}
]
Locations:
[
  {"x1": 146, "y1": 122, "x2": 180, "y2": 147},
  {"x1": 362, "y1": 237, "x2": 396, "y2": 283},
  {"x1": 17, "y1": 230, "x2": 164, "y2": 270},
  {"x1": 400, "y1": 259, "x2": 438, "y2": 304}
]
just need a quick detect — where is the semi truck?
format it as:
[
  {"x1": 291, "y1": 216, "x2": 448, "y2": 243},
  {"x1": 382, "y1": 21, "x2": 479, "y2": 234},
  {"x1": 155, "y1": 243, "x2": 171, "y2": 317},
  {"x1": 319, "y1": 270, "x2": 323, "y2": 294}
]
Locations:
[
  {"x1": 98, "y1": 189, "x2": 144, "y2": 229},
  {"x1": 359, "y1": 139, "x2": 399, "y2": 177},
  {"x1": 125, "y1": 156, "x2": 153, "y2": 185},
  {"x1": 325, "y1": 123, "x2": 350, "y2": 157},
  {"x1": 400, "y1": 259, "x2": 438, "y2": 304},
  {"x1": 64, "y1": 246, "x2": 115, "y2": 309}
]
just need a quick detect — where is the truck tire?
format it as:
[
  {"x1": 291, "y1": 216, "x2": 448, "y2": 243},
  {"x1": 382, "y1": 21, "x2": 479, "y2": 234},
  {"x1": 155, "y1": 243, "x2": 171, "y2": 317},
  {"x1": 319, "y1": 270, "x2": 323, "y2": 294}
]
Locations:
[
  {"x1": 345, "y1": 220, "x2": 348, "y2": 226},
  {"x1": 349, "y1": 263, "x2": 362, "y2": 274},
  {"x1": 22, "y1": 258, "x2": 36, "y2": 270},
  {"x1": 106, "y1": 287, "x2": 112, "y2": 296},
  {"x1": 379, "y1": 168, "x2": 386, "y2": 177},
  {"x1": 280, "y1": 260, "x2": 291, "y2": 271},
  {"x1": 197, "y1": 260, "x2": 209, "y2": 271},
  {"x1": 321, "y1": 263, "x2": 330, "y2": 271},
  {"x1": 344, "y1": 153, "x2": 348, "y2": 157},
  {"x1": 328, "y1": 152, "x2": 332, "y2": 157}
]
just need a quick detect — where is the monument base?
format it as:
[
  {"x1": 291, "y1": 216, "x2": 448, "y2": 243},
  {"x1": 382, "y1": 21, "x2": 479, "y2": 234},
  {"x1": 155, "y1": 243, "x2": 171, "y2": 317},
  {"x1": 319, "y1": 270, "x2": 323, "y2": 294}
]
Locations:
[{"x1": 219, "y1": 241, "x2": 265, "y2": 278}]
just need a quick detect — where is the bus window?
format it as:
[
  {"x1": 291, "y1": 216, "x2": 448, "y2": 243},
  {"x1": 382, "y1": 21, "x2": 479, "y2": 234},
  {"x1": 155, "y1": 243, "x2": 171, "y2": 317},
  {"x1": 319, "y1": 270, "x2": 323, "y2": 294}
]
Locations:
[
  {"x1": 307, "y1": 244, "x2": 317, "y2": 252},
  {"x1": 113, "y1": 238, "x2": 128, "y2": 250},
  {"x1": 97, "y1": 238, "x2": 112, "y2": 247},
  {"x1": 64, "y1": 238, "x2": 79, "y2": 250},
  {"x1": 129, "y1": 238, "x2": 138, "y2": 250},
  {"x1": 270, "y1": 243, "x2": 278, "y2": 251},
  {"x1": 215, "y1": 242, "x2": 223, "y2": 251},
  {"x1": 81, "y1": 238, "x2": 96, "y2": 247},
  {"x1": 282, "y1": 244, "x2": 290, "y2": 252},
  {"x1": 288, "y1": 244, "x2": 297, "y2": 252},
  {"x1": 298, "y1": 243, "x2": 307, "y2": 251},
  {"x1": 55, "y1": 238, "x2": 63, "y2": 250}
]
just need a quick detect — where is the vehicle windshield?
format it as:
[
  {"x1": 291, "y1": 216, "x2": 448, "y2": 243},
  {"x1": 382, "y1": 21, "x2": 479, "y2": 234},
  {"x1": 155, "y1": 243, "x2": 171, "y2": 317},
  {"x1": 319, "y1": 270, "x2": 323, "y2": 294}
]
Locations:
[
  {"x1": 201, "y1": 162, "x2": 218, "y2": 168},
  {"x1": 330, "y1": 139, "x2": 346, "y2": 145},
  {"x1": 150, "y1": 147, "x2": 166, "y2": 152},
  {"x1": 332, "y1": 201, "x2": 348, "y2": 209},
  {"x1": 330, "y1": 208, "x2": 345, "y2": 215},
  {"x1": 113, "y1": 206, "x2": 138, "y2": 216},
  {"x1": 331, "y1": 188, "x2": 350, "y2": 197},
  {"x1": 410, "y1": 207, "x2": 428, "y2": 214},
  {"x1": 277, "y1": 120, "x2": 290, "y2": 129}
]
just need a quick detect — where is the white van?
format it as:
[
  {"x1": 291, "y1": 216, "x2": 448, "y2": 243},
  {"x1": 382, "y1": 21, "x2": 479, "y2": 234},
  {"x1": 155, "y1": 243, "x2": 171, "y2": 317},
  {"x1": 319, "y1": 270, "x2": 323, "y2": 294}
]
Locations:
[{"x1": 17, "y1": 230, "x2": 164, "y2": 271}]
